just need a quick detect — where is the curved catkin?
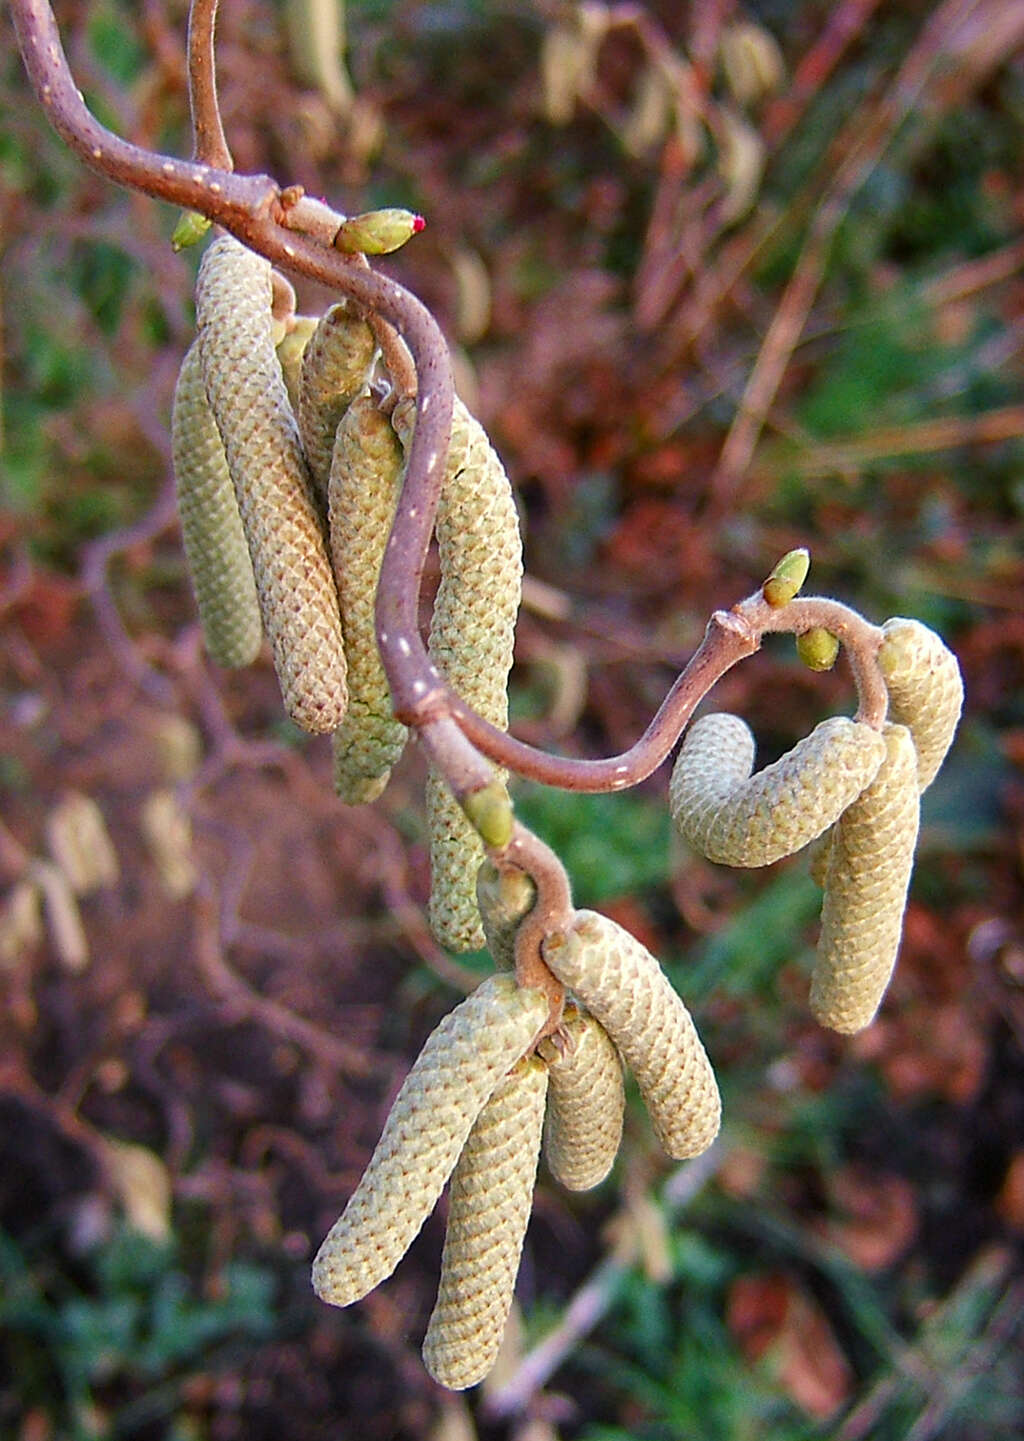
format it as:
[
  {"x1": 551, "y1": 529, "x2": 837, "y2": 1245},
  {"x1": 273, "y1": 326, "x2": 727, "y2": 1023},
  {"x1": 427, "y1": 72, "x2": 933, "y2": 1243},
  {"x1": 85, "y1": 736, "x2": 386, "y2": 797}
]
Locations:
[
  {"x1": 542, "y1": 911, "x2": 720, "y2": 1160},
  {"x1": 328, "y1": 395, "x2": 409, "y2": 803},
  {"x1": 670, "y1": 713, "x2": 887, "y2": 867},
  {"x1": 394, "y1": 398, "x2": 523, "y2": 952},
  {"x1": 878, "y1": 617, "x2": 964, "y2": 791},
  {"x1": 298, "y1": 303, "x2": 377, "y2": 506},
  {"x1": 195, "y1": 236, "x2": 348, "y2": 733},
  {"x1": 312, "y1": 974, "x2": 548, "y2": 1308},
  {"x1": 541, "y1": 1005, "x2": 624, "y2": 1191},
  {"x1": 171, "y1": 344, "x2": 263, "y2": 668},
  {"x1": 276, "y1": 315, "x2": 319, "y2": 414},
  {"x1": 476, "y1": 861, "x2": 536, "y2": 971},
  {"x1": 421, "y1": 1056, "x2": 548, "y2": 1391},
  {"x1": 810, "y1": 724, "x2": 920, "y2": 1035}
]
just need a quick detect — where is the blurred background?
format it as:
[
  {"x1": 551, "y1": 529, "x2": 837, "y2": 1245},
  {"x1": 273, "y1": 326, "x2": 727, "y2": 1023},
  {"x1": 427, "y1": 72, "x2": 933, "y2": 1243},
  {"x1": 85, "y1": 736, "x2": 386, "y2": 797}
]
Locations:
[{"x1": 1, "y1": 1, "x2": 1023, "y2": 1437}]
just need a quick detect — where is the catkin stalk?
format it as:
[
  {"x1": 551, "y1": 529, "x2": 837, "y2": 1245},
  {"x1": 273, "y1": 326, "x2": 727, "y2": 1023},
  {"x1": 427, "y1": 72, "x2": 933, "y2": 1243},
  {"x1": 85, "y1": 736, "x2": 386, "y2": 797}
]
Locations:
[
  {"x1": 670, "y1": 713, "x2": 887, "y2": 866},
  {"x1": 541, "y1": 1005, "x2": 624, "y2": 1191},
  {"x1": 195, "y1": 236, "x2": 348, "y2": 733},
  {"x1": 393, "y1": 398, "x2": 523, "y2": 951},
  {"x1": 542, "y1": 911, "x2": 720, "y2": 1160},
  {"x1": 312, "y1": 974, "x2": 548, "y2": 1307},
  {"x1": 171, "y1": 343, "x2": 263, "y2": 668},
  {"x1": 810, "y1": 724, "x2": 920, "y2": 1034},
  {"x1": 878, "y1": 618, "x2": 963, "y2": 791},
  {"x1": 422, "y1": 1055, "x2": 548, "y2": 1390},
  {"x1": 328, "y1": 394, "x2": 409, "y2": 802},
  {"x1": 298, "y1": 302, "x2": 376, "y2": 506}
]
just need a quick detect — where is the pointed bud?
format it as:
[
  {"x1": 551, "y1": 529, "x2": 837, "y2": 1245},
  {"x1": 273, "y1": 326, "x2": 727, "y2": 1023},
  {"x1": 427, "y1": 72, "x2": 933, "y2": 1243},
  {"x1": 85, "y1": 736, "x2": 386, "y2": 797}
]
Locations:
[
  {"x1": 796, "y1": 627, "x2": 840, "y2": 672},
  {"x1": 334, "y1": 208, "x2": 426, "y2": 255},
  {"x1": 171, "y1": 210, "x2": 212, "y2": 251},
  {"x1": 461, "y1": 781, "x2": 515, "y2": 849},
  {"x1": 762, "y1": 548, "x2": 810, "y2": 607}
]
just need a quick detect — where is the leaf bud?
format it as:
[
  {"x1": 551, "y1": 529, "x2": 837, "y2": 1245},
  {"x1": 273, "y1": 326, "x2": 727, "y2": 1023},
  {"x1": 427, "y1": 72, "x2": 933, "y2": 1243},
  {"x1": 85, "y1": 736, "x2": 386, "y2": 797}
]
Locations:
[
  {"x1": 762, "y1": 547, "x2": 810, "y2": 607},
  {"x1": 796, "y1": 627, "x2": 840, "y2": 672},
  {"x1": 334, "y1": 208, "x2": 426, "y2": 255}
]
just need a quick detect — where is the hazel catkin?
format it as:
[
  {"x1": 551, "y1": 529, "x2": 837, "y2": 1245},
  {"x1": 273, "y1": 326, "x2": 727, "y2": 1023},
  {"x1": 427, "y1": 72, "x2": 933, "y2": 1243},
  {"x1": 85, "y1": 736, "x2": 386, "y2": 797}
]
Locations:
[
  {"x1": 171, "y1": 343, "x2": 263, "y2": 668},
  {"x1": 877, "y1": 617, "x2": 963, "y2": 791},
  {"x1": 476, "y1": 860, "x2": 537, "y2": 971},
  {"x1": 312, "y1": 974, "x2": 548, "y2": 1308},
  {"x1": 297, "y1": 302, "x2": 377, "y2": 507},
  {"x1": 421, "y1": 1055, "x2": 548, "y2": 1390},
  {"x1": 542, "y1": 911, "x2": 720, "y2": 1160},
  {"x1": 393, "y1": 397, "x2": 523, "y2": 951},
  {"x1": 195, "y1": 236, "x2": 348, "y2": 733},
  {"x1": 669, "y1": 713, "x2": 887, "y2": 867},
  {"x1": 540, "y1": 1005, "x2": 624, "y2": 1191},
  {"x1": 327, "y1": 394, "x2": 409, "y2": 802},
  {"x1": 810, "y1": 723, "x2": 920, "y2": 1034}
]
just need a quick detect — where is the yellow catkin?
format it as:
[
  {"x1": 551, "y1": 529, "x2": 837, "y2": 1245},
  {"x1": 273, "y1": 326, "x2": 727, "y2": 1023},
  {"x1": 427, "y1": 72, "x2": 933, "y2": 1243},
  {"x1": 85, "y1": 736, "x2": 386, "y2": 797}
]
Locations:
[
  {"x1": 328, "y1": 394, "x2": 409, "y2": 802},
  {"x1": 670, "y1": 713, "x2": 887, "y2": 866},
  {"x1": 541, "y1": 1005, "x2": 624, "y2": 1191},
  {"x1": 276, "y1": 315, "x2": 319, "y2": 413},
  {"x1": 476, "y1": 861, "x2": 536, "y2": 970},
  {"x1": 393, "y1": 398, "x2": 523, "y2": 951},
  {"x1": 878, "y1": 618, "x2": 964, "y2": 792},
  {"x1": 171, "y1": 343, "x2": 263, "y2": 668},
  {"x1": 810, "y1": 724, "x2": 920, "y2": 1034},
  {"x1": 195, "y1": 236, "x2": 348, "y2": 733},
  {"x1": 422, "y1": 1055, "x2": 548, "y2": 1390},
  {"x1": 542, "y1": 911, "x2": 720, "y2": 1160},
  {"x1": 312, "y1": 974, "x2": 548, "y2": 1308},
  {"x1": 297, "y1": 302, "x2": 377, "y2": 506}
]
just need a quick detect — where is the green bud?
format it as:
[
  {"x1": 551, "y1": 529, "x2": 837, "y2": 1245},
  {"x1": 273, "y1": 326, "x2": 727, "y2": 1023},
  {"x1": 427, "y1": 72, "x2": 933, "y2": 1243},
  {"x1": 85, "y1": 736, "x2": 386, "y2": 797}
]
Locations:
[
  {"x1": 171, "y1": 210, "x2": 212, "y2": 251},
  {"x1": 334, "y1": 208, "x2": 426, "y2": 255},
  {"x1": 796, "y1": 627, "x2": 840, "y2": 672},
  {"x1": 762, "y1": 547, "x2": 810, "y2": 607},
  {"x1": 461, "y1": 781, "x2": 514, "y2": 850}
]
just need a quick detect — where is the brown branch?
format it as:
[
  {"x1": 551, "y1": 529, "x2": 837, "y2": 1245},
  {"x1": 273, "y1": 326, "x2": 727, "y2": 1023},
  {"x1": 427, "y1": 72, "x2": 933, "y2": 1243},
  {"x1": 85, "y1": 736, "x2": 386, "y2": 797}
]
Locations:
[{"x1": 187, "y1": 0, "x2": 232, "y2": 169}]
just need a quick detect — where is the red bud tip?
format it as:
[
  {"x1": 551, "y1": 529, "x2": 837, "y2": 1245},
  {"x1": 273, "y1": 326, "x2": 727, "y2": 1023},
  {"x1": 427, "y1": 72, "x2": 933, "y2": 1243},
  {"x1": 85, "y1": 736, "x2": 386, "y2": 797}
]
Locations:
[{"x1": 412, "y1": 215, "x2": 426, "y2": 233}]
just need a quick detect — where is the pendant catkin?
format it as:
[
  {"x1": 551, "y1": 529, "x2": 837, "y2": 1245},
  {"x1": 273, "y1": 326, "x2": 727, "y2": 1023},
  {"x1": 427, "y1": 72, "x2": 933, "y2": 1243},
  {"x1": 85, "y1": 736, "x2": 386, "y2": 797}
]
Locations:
[
  {"x1": 422, "y1": 1055, "x2": 548, "y2": 1390},
  {"x1": 276, "y1": 315, "x2": 319, "y2": 413},
  {"x1": 393, "y1": 398, "x2": 523, "y2": 952},
  {"x1": 312, "y1": 974, "x2": 548, "y2": 1308},
  {"x1": 298, "y1": 302, "x2": 377, "y2": 506},
  {"x1": 541, "y1": 1005, "x2": 624, "y2": 1190},
  {"x1": 877, "y1": 617, "x2": 963, "y2": 792},
  {"x1": 171, "y1": 343, "x2": 263, "y2": 668},
  {"x1": 328, "y1": 394, "x2": 409, "y2": 802},
  {"x1": 195, "y1": 236, "x2": 348, "y2": 733},
  {"x1": 542, "y1": 911, "x2": 720, "y2": 1160},
  {"x1": 476, "y1": 861, "x2": 537, "y2": 971},
  {"x1": 670, "y1": 713, "x2": 887, "y2": 867},
  {"x1": 810, "y1": 724, "x2": 920, "y2": 1034}
]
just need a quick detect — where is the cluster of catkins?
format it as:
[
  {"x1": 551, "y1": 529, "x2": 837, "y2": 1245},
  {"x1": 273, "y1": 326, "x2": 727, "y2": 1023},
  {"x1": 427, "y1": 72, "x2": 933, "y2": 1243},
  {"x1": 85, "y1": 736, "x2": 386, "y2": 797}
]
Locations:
[{"x1": 172, "y1": 233, "x2": 521, "y2": 953}]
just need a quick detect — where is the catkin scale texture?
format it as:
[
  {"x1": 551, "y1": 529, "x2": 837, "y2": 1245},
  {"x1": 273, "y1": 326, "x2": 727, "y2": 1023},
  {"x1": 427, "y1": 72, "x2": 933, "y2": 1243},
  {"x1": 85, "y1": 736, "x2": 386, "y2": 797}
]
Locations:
[
  {"x1": 394, "y1": 398, "x2": 523, "y2": 951},
  {"x1": 476, "y1": 861, "x2": 536, "y2": 971},
  {"x1": 171, "y1": 344, "x2": 263, "y2": 668},
  {"x1": 811, "y1": 724, "x2": 920, "y2": 1034},
  {"x1": 543, "y1": 1006, "x2": 624, "y2": 1190},
  {"x1": 298, "y1": 303, "x2": 377, "y2": 506},
  {"x1": 878, "y1": 618, "x2": 963, "y2": 791},
  {"x1": 421, "y1": 1056, "x2": 548, "y2": 1390},
  {"x1": 195, "y1": 237, "x2": 348, "y2": 733},
  {"x1": 670, "y1": 713, "x2": 887, "y2": 866},
  {"x1": 542, "y1": 911, "x2": 720, "y2": 1159},
  {"x1": 312, "y1": 975, "x2": 548, "y2": 1307},
  {"x1": 328, "y1": 395, "x2": 409, "y2": 802}
]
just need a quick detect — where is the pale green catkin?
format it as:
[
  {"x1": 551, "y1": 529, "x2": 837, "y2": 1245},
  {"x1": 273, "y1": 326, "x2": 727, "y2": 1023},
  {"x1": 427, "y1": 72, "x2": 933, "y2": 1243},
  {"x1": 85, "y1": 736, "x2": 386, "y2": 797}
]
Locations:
[
  {"x1": 328, "y1": 394, "x2": 409, "y2": 802},
  {"x1": 476, "y1": 861, "x2": 537, "y2": 970},
  {"x1": 669, "y1": 713, "x2": 887, "y2": 866},
  {"x1": 312, "y1": 974, "x2": 548, "y2": 1308},
  {"x1": 171, "y1": 343, "x2": 263, "y2": 668},
  {"x1": 878, "y1": 617, "x2": 964, "y2": 792},
  {"x1": 195, "y1": 236, "x2": 348, "y2": 733},
  {"x1": 276, "y1": 316, "x2": 319, "y2": 413},
  {"x1": 810, "y1": 723, "x2": 920, "y2": 1034},
  {"x1": 297, "y1": 303, "x2": 377, "y2": 506},
  {"x1": 422, "y1": 1055, "x2": 548, "y2": 1390},
  {"x1": 393, "y1": 398, "x2": 523, "y2": 952},
  {"x1": 541, "y1": 1005, "x2": 624, "y2": 1191},
  {"x1": 542, "y1": 911, "x2": 720, "y2": 1160}
]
